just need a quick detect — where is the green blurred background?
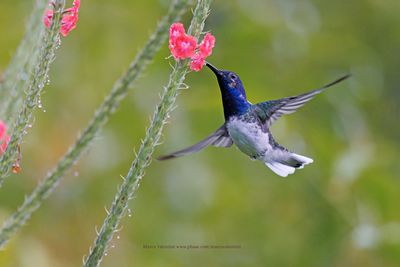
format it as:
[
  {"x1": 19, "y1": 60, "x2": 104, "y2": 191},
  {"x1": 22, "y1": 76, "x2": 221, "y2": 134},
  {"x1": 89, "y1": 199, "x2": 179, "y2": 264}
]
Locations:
[{"x1": 1, "y1": 0, "x2": 400, "y2": 266}]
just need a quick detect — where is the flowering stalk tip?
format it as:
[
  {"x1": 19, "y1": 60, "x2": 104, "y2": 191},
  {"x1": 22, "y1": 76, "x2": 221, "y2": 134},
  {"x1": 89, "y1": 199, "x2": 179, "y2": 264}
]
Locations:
[
  {"x1": 43, "y1": 0, "x2": 80, "y2": 37},
  {"x1": 168, "y1": 22, "x2": 215, "y2": 71}
]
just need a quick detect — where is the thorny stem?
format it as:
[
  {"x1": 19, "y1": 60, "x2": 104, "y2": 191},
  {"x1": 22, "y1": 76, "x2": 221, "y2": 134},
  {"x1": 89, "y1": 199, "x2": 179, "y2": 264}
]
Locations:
[
  {"x1": 0, "y1": 0, "x2": 191, "y2": 249},
  {"x1": 0, "y1": 0, "x2": 48, "y2": 124},
  {"x1": 0, "y1": 0, "x2": 65, "y2": 186},
  {"x1": 83, "y1": 1, "x2": 212, "y2": 266}
]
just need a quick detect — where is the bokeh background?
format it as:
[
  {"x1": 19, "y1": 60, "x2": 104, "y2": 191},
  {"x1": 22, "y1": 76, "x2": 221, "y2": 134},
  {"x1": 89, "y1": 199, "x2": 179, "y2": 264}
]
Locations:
[{"x1": 0, "y1": 0, "x2": 399, "y2": 266}]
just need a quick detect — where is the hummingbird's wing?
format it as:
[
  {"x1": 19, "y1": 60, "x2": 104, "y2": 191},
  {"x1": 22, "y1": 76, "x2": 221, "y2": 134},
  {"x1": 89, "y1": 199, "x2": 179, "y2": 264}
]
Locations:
[
  {"x1": 254, "y1": 74, "x2": 350, "y2": 127},
  {"x1": 158, "y1": 125, "x2": 233, "y2": 160}
]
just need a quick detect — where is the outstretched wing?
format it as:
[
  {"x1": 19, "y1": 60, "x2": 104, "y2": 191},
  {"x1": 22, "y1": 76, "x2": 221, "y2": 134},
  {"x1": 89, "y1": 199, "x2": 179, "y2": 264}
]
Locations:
[
  {"x1": 254, "y1": 74, "x2": 350, "y2": 127},
  {"x1": 157, "y1": 125, "x2": 233, "y2": 160}
]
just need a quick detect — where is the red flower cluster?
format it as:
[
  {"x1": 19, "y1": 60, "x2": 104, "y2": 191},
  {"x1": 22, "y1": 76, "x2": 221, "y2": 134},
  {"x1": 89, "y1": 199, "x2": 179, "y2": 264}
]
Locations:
[
  {"x1": 0, "y1": 120, "x2": 10, "y2": 155},
  {"x1": 43, "y1": 0, "x2": 80, "y2": 37},
  {"x1": 0, "y1": 120, "x2": 21, "y2": 174},
  {"x1": 169, "y1": 23, "x2": 215, "y2": 71}
]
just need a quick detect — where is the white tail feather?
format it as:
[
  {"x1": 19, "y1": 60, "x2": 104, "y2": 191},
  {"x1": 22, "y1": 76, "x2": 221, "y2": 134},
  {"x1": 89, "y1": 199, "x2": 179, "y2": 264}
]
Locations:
[
  {"x1": 264, "y1": 152, "x2": 313, "y2": 177},
  {"x1": 265, "y1": 162, "x2": 295, "y2": 177},
  {"x1": 292, "y1": 153, "x2": 313, "y2": 165}
]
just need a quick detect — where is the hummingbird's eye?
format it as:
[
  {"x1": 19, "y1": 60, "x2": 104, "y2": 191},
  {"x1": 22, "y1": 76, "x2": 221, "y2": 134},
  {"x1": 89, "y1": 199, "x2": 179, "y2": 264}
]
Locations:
[{"x1": 229, "y1": 73, "x2": 237, "y2": 80}]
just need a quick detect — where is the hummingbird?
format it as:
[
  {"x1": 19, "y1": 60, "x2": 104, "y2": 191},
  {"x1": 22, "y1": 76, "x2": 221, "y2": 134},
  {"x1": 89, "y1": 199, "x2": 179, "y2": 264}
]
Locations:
[{"x1": 158, "y1": 63, "x2": 350, "y2": 177}]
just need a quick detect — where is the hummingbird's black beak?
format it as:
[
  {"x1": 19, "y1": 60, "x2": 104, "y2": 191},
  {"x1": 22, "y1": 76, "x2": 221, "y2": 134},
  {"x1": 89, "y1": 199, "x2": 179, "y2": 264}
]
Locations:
[{"x1": 206, "y1": 62, "x2": 222, "y2": 76}]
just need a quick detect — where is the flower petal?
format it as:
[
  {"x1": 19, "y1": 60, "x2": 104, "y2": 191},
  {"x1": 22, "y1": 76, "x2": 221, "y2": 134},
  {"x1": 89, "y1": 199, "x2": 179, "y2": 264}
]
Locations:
[
  {"x1": 198, "y1": 33, "x2": 215, "y2": 58},
  {"x1": 73, "y1": 0, "x2": 80, "y2": 9},
  {"x1": 43, "y1": 9, "x2": 54, "y2": 29},
  {"x1": 169, "y1": 23, "x2": 185, "y2": 43},
  {"x1": 60, "y1": 13, "x2": 78, "y2": 36},
  {"x1": 0, "y1": 135, "x2": 10, "y2": 154},
  {"x1": 0, "y1": 120, "x2": 6, "y2": 140},
  {"x1": 190, "y1": 54, "x2": 206, "y2": 71}
]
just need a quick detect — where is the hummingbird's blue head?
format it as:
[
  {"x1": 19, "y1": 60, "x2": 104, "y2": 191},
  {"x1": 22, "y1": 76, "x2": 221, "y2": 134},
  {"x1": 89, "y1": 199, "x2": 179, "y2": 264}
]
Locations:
[{"x1": 206, "y1": 62, "x2": 250, "y2": 120}]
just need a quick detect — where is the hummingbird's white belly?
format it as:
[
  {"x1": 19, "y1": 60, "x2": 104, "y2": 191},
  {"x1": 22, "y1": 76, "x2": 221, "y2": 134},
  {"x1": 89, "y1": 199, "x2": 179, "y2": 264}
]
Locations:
[{"x1": 226, "y1": 118, "x2": 271, "y2": 158}]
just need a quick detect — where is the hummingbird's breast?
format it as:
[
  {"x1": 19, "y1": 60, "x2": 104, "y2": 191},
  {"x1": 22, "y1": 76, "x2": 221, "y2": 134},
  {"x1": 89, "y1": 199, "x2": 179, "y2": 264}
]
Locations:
[{"x1": 226, "y1": 114, "x2": 272, "y2": 158}]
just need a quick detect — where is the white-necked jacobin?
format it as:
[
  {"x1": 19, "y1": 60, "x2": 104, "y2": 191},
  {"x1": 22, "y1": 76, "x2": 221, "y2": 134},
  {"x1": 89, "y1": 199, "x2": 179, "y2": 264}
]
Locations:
[{"x1": 159, "y1": 63, "x2": 350, "y2": 177}]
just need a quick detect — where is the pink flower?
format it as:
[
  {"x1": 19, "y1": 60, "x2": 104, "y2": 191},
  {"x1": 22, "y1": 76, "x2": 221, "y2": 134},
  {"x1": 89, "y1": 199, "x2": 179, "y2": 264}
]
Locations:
[
  {"x1": 0, "y1": 120, "x2": 10, "y2": 155},
  {"x1": 188, "y1": 33, "x2": 216, "y2": 72},
  {"x1": 190, "y1": 54, "x2": 205, "y2": 72},
  {"x1": 43, "y1": 9, "x2": 54, "y2": 28},
  {"x1": 169, "y1": 35, "x2": 197, "y2": 60},
  {"x1": 0, "y1": 120, "x2": 21, "y2": 173},
  {"x1": 169, "y1": 23, "x2": 185, "y2": 43},
  {"x1": 43, "y1": 0, "x2": 80, "y2": 37},
  {"x1": 198, "y1": 33, "x2": 215, "y2": 58},
  {"x1": 60, "y1": 11, "x2": 79, "y2": 37},
  {"x1": 168, "y1": 23, "x2": 216, "y2": 72},
  {"x1": 0, "y1": 120, "x2": 6, "y2": 140},
  {"x1": 72, "y1": 0, "x2": 80, "y2": 9},
  {"x1": 0, "y1": 135, "x2": 10, "y2": 154},
  {"x1": 191, "y1": 33, "x2": 216, "y2": 71},
  {"x1": 168, "y1": 23, "x2": 197, "y2": 60}
]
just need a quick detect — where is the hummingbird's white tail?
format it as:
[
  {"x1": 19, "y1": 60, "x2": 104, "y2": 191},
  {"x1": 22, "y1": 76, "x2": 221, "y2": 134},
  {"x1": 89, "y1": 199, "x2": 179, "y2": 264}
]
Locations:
[{"x1": 264, "y1": 152, "x2": 313, "y2": 177}]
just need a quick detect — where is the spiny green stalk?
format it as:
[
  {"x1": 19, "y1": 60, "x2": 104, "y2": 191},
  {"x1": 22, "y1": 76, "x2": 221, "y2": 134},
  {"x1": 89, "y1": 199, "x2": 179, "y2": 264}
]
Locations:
[
  {"x1": 0, "y1": 0, "x2": 191, "y2": 249},
  {"x1": 83, "y1": 1, "x2": 212, "y2": 266},
  {"x1": 0, "y1": 0, "x2": 48, "y2": 122},
  {"x1": 0, "y1": 0, "x2": 65, "y2": 185}
]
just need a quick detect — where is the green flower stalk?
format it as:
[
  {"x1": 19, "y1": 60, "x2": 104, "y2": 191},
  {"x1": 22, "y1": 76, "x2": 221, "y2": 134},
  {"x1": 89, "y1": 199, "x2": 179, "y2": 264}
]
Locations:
[
  {"x1": 0, "y1": 0, "x2": 191, "y2": 249},
  {"x1": 0, "y1": 0, "x2": 48, "y2": 123},
  {"x1": 83, "y1": 1, "x2": 212, "y2": 266},
  {"x1": 0, "y1": 0, "x2": 65, "y2": 185}
]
